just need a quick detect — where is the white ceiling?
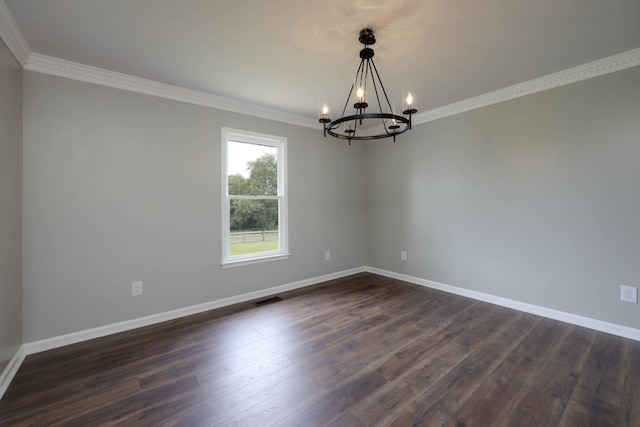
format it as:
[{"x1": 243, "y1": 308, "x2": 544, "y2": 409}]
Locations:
[{"x1": 4, "y1": 0, "x2": 640, "y2": 121}]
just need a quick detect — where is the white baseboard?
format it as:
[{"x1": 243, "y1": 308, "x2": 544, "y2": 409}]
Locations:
[
  {"x1": 6, "y1": 264, "x2": 638, "y2": 401},
  {"x1": 22, "y1": 266, "x2": 366, "y2": 356},
  {"x1": 0, "y1": 345, "x2": 25, "y2": 400},
  {"x1": 365, "y1": 266, "x2": 640, "y2": 342}
]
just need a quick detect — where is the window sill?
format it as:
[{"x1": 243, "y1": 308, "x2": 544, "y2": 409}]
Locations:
[{"x1": 221, "y1": 253, "x2": 291, "y2": 268}]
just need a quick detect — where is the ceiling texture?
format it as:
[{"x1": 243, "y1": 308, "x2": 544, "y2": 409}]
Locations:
[{"x1": 3, "y1": 0, "x2": 640, "y2": 126}]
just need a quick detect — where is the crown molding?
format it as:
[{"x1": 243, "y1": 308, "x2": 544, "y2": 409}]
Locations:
[
  {"x1": 25, "y1": 47, "x2": 640, "y2": 131},
  {"x1": 414, "y1": 47, "x2": 640, "y2": 125},
  {"x1": 23, "y1": 53, "x2": 319, "y2": 129},
  {"x1": 0, "y1": 0, "x2": 31, "y2": 65},
  {"x1": 4, "y1": 0, "x2": 639, "y2": 129}
]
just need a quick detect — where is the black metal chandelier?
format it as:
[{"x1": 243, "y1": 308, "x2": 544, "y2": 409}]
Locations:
[{"x1": 319, "y1": 28, "x2": 417, "y2": 143}]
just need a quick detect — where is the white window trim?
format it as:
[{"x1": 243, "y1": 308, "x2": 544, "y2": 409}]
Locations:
[{"x1": 221, "y1": 127, "x2": 289, "y2": 267}]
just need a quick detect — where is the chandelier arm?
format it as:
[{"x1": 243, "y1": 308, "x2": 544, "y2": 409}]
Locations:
[
  {"x1": 362, "y1": 59, "x2": 370, "y2": 106},
  {"x1": 358, "y1": 60, "x2": 370, "y2": 124},
  {"x1": 367, "y1": 59, "x2": 388, "y2": 131},
  {"x1": 344, "y1": 59, "x2": 366, "y2": 118},
  {"x1": 369, "y1": 59, "x2": 394, "y2": 112},
  {"x1": 370, "y1": 57, "x2": 400, "y2": 135},
  {"x1": 355, "y1": 58, "x2": 366, "y2": 99},
  {"x1": 369, "y1": 59, "x2": 398, "y2": 134}
]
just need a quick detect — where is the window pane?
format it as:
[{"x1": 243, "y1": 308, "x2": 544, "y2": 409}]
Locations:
[
  {"x1": 228, "y1": 141, "x2": 277, "y2": 196},
  {"x1": 222, "y1": 128, "x2": 287, "y2": 266},
  {"x1": 229, "y1": 198, "x2": 279, "y2": 256}
]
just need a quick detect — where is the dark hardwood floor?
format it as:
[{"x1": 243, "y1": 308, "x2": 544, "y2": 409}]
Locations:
[{"x1": 1, "y1": 272, "x2": 638, "y2": 426}]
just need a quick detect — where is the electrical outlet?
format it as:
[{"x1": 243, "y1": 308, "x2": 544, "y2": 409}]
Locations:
[
  {"x1": 401, "y1": 250, "x2": 407, "y2": 261},
  {"x1": 325, "y1": 250, "x2": 331, "y2": 261},
  {"x1": 132, "y1": 281, "x2": 143, "y2": 296},
  {"x1": 620, "y1": 285, "x2": 637, "y2": 303}
]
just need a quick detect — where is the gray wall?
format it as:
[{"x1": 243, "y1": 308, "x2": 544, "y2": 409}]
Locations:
[
  {"x1": 0, "y1": 39, "x2": 23, "y2": 371},
  {"x1": 365, "y1": 66, "x2": 640, "y2": 329},
  {"x1": 22, "y1": 71, "x2": 365, "y2": 342},
  {"x1": 19, "y1": 61, "x2": 640, "y2": 343}
]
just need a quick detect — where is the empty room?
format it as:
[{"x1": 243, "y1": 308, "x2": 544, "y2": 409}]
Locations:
[{"x1": 1, "y1": 0, "x2": 640, "y2": 425}]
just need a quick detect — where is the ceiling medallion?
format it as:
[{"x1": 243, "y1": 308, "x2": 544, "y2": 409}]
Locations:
[{"x1": 319, "y1": 28, "x2": 417, "y2": 144}]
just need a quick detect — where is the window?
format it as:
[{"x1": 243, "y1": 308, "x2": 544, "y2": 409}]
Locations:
[{"x1": 221, "y1": 128, "x2": 288, "y2": 266}]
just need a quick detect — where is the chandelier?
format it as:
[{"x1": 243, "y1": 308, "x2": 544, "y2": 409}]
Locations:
[{"x1": 319, "y1": 28, "x2": 417, "y2": 143}]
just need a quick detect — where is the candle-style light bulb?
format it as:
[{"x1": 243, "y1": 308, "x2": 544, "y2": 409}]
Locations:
[
  {"x1": 356, "y1": 87, "x2": 365, "y2": 101},
  {"x1": 403, "y1": 90, "x2": 416, "y2": 116},
  {"x1": 319, "y1": 102, "x2": 331, "y2": 127}
]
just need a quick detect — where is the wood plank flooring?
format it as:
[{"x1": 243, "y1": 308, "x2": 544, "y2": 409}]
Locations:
[{"x1": 1, "y1": 272, "x2": 638, "y2": 426}]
